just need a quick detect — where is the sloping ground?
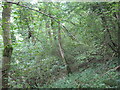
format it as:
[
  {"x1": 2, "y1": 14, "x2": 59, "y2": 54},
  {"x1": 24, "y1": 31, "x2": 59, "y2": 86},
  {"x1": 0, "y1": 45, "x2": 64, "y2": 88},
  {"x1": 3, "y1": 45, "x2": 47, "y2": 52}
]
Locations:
[{"x1": 43, "y1": 58, "x2": 120, "y2": 88}]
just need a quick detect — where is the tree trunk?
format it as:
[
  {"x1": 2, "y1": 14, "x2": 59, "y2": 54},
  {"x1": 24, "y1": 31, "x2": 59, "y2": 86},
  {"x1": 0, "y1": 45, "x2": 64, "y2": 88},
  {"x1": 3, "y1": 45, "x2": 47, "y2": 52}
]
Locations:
[
  {"x1": 46, "y1": 20, "x2": 52, "y2": 45},
  {"x1": 51, "y1": 19, "x2": 57, "y2": 40},
  {"x1": 2, "y1": 2, "x2": 13, "y2": 88},
  {"x1": 58, "y1": 22, "x2": 72, "y2": 75}
]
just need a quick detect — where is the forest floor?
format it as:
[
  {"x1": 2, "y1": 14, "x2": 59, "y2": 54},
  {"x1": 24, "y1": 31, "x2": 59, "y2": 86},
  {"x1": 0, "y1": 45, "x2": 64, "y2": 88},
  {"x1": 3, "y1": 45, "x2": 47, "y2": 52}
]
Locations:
[{"x1": 42, "y1": 58, "x2": 119, "y2": 88}]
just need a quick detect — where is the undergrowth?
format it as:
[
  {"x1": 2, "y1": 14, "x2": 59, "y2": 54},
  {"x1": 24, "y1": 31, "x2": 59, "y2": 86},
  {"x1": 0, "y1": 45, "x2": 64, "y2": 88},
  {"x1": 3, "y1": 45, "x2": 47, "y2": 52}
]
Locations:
[{"x1": 41, "y1": 60, "x2": 119, "y2": 88}]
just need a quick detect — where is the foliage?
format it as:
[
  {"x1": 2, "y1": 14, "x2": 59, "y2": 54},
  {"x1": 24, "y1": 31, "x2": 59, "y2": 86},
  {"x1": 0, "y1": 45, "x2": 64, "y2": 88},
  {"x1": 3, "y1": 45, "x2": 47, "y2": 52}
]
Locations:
[
  {"x1": 1, "y1": 1, "x2": 119, "y2": 88},
  {"x1": 46, "y1": 65, "x2": 119, "y2": 88}
]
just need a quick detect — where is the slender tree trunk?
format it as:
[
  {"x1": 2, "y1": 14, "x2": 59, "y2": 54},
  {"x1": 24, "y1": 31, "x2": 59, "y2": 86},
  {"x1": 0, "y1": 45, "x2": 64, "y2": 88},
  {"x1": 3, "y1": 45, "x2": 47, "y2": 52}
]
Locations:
[
  {"x1": 51, "y1": 19, "x2": 57, "y2": 40},
  {"x1": 58, "y1": 22, "x2": 72, "y2": 75},
  {"x1": 2, "y1": 2, "x2": 13, "y2": 88},
  {"x1": 46, "y1": 20, "x2": 52, "y2": 45},
  {"x1": 101, "y1": 16, "x2": 118, "y2": 56}
]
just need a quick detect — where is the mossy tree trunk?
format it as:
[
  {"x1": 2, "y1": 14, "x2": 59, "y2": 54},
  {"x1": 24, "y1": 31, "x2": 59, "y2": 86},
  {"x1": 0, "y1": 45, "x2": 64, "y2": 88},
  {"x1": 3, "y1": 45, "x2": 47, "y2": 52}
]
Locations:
[{"x1": 2, "y1": 2, "x2": 13, "y2": 88}]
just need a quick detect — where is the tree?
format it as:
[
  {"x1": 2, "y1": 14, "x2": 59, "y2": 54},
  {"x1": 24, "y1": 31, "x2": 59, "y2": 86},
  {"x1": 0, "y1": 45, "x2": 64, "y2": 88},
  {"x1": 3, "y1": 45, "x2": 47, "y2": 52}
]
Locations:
[
  {"x1": 2, "y1": 2, "x2": 13, "y2": 88},
  {"x1": 58, "y1": 22, "x2": 72, "y2": 74}
]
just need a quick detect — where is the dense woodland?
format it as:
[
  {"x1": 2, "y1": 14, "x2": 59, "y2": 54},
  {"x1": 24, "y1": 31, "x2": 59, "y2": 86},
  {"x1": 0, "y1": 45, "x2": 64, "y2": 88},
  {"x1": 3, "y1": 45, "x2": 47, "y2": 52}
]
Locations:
[{"x1": 0, "y1": 1, "x2": 120, "y2": 88}]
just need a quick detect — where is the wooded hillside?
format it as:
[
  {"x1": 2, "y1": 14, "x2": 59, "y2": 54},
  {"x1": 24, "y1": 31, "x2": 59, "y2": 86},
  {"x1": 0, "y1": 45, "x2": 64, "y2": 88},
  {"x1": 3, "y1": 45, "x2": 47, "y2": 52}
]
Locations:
[{"x1": 0, "y1": 1, "x2": 120, "y2": 88}]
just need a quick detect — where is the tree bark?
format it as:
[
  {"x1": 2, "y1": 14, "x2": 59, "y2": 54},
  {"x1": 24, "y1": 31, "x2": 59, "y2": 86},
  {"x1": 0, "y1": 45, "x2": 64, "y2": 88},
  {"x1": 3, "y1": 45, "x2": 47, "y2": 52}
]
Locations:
[
  {"x1": 2, "y1": 2, "x2": 13, "y2": 88},
  {"x1": 58, "y1": 22, "x2": 72, "y2": 75}
]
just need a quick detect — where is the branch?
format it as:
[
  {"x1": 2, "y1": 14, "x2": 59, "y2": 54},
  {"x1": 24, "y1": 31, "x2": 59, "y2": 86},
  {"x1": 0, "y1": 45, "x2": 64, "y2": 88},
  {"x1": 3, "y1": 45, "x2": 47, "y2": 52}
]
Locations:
[
  {"x1": 7, "y1": 1, "x2": 56, "y2": 20},
  {"x1": 7, "y1": 1, "x2": 79, "y2": 42},
  {"x1": 106, "y1": 29, "x2": 117, "y2": 48},
  {"x1": 62, "y1": 25, "x2": 79, "y2": 42},
  {"x1": 63, "y1": 19, "x2": 79, "y2": 26},
  {"x1": 108, "y1": 43, "x2": 118, "y2": 53}
]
